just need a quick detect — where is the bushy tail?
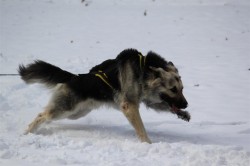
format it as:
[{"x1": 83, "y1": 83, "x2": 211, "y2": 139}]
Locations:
[{"x1": 18, "y1": 60, "x2": 75, "y2": 87}]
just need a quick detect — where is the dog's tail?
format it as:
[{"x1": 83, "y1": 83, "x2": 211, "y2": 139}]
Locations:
[{"x1": 18, "y1": 60, "x2": 75, "y2": 87}]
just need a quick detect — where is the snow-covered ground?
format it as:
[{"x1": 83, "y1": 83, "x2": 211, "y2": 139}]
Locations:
[{"x1": 1, "y1": 0, "x2": 250, "y2": 165}]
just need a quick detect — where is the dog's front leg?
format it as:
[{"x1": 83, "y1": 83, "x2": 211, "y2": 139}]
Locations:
[
  {"x1": 175, "y1": 110, "x2": 191, "y2": 122},
  {"x1": 121, "y1": 102, "x2": 152, "y2": 144}
]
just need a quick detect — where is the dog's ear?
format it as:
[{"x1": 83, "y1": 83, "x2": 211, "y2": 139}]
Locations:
[
  {"x1": 149, "y1": 66, "x2": 165, "y2": 72},
  {"x1": 149, "y1": 66, "x2": 166, "y2": 78},
  {"x1": 148, "y1": 77, "x2": 161, "y2": 87},
  {"x1": 166, "y1": 62, "x2": 178, "y2": 73},
  {"x1": 168, "y1": 61, "x2": 174, "y2": 66}
]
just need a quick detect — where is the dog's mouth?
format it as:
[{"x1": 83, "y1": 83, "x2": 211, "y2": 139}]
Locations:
[
  {"x1": 171, "y1": 104, "x2": 182, "y2": 113},
  {"x1": 160, "y1": 93, "x2": 187, "y2": 113},
  {"x1": 171, "y1": 104, "x2": 191, "y2": 122}
]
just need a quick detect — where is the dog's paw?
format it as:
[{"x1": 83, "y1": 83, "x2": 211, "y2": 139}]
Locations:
[
  {"x1": 140, "y1": 137, "x2": 152, "y2": 144},
  {"x1": 177, "y1": 110, "x2": 191, "y2": 122},
  {"x1": 23, "y1": 130, "x2": 29, "y2": 135}
]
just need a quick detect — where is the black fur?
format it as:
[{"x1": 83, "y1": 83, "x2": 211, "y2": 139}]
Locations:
[
  {"x1": 67, "y1": 74, "x2": 114, "y2": 101},
  {"x1": 19, "y1": 49, "x2": 169, "y2": 101},
  {"x1": 18, "y1": 49, "x2": 167, "y2": 101},
  {"x1": 18, "y1": 60, "x2": 75, "y2": 87},
  {"x1": 144, "y1": 51, "x2": 168, "y2": 70},
  {"x1": 68, "y1": 49, "x2": 169, "y2": 101},
  {"x1": 20, "y1": 48, "x2": 190, "y2": 142}
]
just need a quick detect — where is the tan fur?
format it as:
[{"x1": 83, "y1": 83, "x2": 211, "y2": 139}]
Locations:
[
  {"x1": 23, "y1": 56, "x2": 189, "y2": 144},
  {"x1": 121, "y1": 102, "x2": 151, "y2": 143},
  {"x1": 25, "y1": 107, "x2": 52, "y2": 134},
  {"x1": 117, "y1": 62, "x2": 151, "y2": 143}
]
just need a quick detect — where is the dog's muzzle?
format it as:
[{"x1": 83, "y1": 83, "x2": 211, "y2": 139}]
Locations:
[
  {"x1": 176, "y1": 93, "x2": 188, "y2": 109},
  {"x1": 160, "y1": 93, "x2": 188, "y2": 110}
]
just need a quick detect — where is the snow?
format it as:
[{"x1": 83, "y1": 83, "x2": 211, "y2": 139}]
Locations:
[{"x1": 1, "y1": 0, "x2": 250, "y2": 165}]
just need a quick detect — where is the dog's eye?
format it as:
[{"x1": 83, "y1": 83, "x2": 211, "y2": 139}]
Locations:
[{"x1": 170, "y1": 87, "x2": 178, "y2": 93}]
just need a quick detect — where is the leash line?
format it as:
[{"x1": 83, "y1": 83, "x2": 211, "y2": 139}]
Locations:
[{"x1": 0, "y1": 74, "x2": 19, "y2": 76}]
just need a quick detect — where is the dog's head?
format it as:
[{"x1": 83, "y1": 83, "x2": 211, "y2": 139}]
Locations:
[{"x1": 144, "y1": 62, "x2": 188, "y2": 111}]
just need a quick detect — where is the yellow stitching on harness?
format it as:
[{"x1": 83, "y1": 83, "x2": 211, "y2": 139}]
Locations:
[
  {"x1": 144, "y1": 55, "x2": 146, "y2": 67},
  {"x1": 98, "y1": 70, "x2": 108, "y2": 78},
  {"x1": 95, "y1": 73, "x2": 114, "y2": 90},
  {"x1": 138, "y1": 53, "x2": 146, "y2": 70},
  {"x1": 103, "y1": 73, "x2": 108, "y2": 78},
  {"x1": 139, "y1": 54, "x2": 142, "y2": 70},
  {"x1": 95, "y1": 53, "x2": 146, "y2": 90}
]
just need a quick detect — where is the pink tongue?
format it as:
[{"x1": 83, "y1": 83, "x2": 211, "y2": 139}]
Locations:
[{"x1": 171, "y1": 105, "x2": 181, "y2": 113}]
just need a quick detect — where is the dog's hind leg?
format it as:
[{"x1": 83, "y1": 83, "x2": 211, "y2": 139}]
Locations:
[
  {"x1": 121, "y1": 102, "x2": 151, "y2": 144},
  {"x1": 24, "y1": 104, "x2": 93, "y2": 134},
  {"x1": 24, "y1": 84, "x2": 81, "y2": 134},
  {"x1": 24, "y1": 106, "x2": 54, "y2": 134}
]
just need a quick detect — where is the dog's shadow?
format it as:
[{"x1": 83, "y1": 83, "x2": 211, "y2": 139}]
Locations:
[
  {"x1": 36, "y1": 122, "x2": 136, "y2": 140},
  {"x1": 35, "y1": 121, "x2": 226, "y2": 146},
  {"x1": 32, "y1": 119, "x2": 248, "y2": 145}
]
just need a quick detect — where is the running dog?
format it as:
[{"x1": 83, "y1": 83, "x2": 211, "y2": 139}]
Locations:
[{"x1": 19, "y1": 49, "x2": 190, "y2": 143}]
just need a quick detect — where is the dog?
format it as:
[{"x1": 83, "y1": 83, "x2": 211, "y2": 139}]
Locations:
[{"x1": 18, "y1": 49, "x2": 190, "y2": 143}]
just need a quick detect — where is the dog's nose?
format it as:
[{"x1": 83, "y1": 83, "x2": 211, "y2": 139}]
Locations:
[
  {"x1": 183, "y1": 101, "x2": 188, "y2": 108},
  {"x1": 180, "y1": 99, "x2": 188, "y2": 109},
  {"x1": 175, "y1": 93, "x2": 188, "y2": 109}
]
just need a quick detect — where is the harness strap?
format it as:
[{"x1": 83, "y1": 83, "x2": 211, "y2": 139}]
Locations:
[
  {"x1": 138, "y1": 53, "x2": 146, "y2": 71},
  {"x1": 95, "y1": 70, "x2": 115, "y2": 90},
  {"x1": 94, "y1": 53, "x2": 146, "y2": 91}
]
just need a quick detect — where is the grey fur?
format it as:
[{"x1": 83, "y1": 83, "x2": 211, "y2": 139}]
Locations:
[{"x1": 21, "y1": 49, "x2": 190, "y2": 143}]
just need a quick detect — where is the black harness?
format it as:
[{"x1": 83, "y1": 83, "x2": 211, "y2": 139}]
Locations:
[{"x1": 95, "y1": 53, "x2": 146, "y2": 90}]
